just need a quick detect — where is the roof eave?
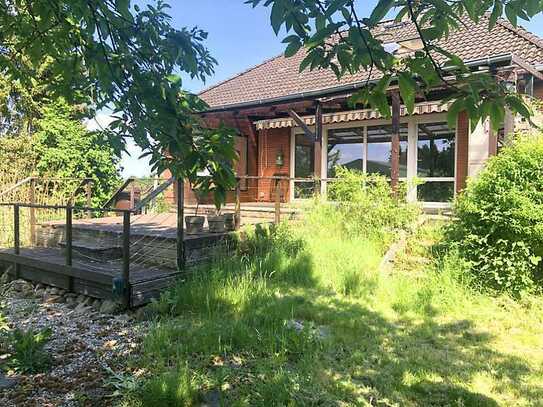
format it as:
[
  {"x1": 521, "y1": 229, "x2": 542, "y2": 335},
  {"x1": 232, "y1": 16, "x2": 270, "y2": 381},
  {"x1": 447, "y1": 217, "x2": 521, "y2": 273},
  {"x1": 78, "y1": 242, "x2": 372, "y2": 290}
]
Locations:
[{"x1": 201, "y1": 53, "x2": 514, "y2": 114}]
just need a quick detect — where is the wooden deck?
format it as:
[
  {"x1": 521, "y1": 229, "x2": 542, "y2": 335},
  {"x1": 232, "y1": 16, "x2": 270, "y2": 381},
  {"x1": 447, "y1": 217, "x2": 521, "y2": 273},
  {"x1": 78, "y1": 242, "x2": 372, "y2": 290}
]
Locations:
[
  {"x1": 0, "y1": 206, "x2": 300, "y2": 307},
  {"x1": 0, "y1": 213, "x2": 246, "y2": 307},
  {"x1": 0, "y1": 247, "x2": 180, "y2": 306}
]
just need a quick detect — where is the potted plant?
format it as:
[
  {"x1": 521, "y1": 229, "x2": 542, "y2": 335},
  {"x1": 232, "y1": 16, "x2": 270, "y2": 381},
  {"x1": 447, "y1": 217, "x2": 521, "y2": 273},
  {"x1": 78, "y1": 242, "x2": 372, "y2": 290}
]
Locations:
[
  {"x1": 223, "y1": 212, "x2": 236, "y2": 231},
  {"x1": 185, "y1": 189, "x2": 205, "y2": 235},
  {"x1": 207, "y1": 194, "x2": 227, "y2": 233},
  {"x1": 207, "y1": 209, "x2": 225, "y2": 233}
]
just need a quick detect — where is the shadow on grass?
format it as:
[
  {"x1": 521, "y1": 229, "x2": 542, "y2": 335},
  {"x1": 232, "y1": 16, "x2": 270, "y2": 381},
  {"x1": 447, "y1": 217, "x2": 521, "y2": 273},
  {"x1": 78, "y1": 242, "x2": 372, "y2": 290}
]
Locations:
[{"x1": 138, "y1": 226, "x2": 542, "y2": 406}]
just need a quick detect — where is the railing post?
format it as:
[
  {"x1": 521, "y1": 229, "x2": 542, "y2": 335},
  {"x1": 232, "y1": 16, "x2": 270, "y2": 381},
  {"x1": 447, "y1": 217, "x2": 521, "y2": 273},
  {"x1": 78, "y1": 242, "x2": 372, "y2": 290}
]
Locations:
[
  {"x1": 391, "y1": 90, "x2": 401, "y2": 195},
  {"x1": 235, "y1": 179, "x2": 241, "y2": 230},
  {"x1": 130, "y1": 183, "x2": 136, "y2": 210},
  {"x1": 86, "y1": 180, "x2": 92, "y2": 218},
  {"x1": 65, "y1": 205, "x2": 73, "y2": 266},
  {"x1": 176, "y1": 178, "x2": 185, "y2": 271},
  {"x1": 65, "y1": 204, "x2": 74, "y2": 291},
  {"x1": 122, "y1": 210, "x2": 131, "y2": 308},
  {"x1": 13, "y1": 204, "x2": 20, "y2": 279},
  {"x1": 29, "y1": 178, "x2": 36, "y2": 246},
  {"x1": 275, "y1": 179, "x2": 281, "y2": 225}
]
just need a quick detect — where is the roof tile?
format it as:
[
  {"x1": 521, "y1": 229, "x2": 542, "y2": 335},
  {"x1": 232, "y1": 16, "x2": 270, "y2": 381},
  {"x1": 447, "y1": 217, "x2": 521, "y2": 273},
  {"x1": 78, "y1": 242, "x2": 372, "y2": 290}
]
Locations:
[{"x1": 200, "y1": 15, "x2": 543, "y2": 108}]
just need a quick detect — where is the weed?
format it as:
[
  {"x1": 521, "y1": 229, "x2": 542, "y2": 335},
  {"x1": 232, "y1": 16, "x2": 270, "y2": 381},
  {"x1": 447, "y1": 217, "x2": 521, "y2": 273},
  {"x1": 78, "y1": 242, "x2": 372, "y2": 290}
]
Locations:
[{"x1": 7, "y1": 327, "x2": 52, "y2": 374}]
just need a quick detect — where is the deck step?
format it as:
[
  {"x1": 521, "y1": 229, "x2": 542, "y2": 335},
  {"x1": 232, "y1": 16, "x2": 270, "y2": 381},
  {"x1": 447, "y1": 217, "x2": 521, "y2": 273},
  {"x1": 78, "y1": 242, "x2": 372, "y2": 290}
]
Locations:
[{"x1": 59, "y1": 240, "x2": 123, "y2": 260}]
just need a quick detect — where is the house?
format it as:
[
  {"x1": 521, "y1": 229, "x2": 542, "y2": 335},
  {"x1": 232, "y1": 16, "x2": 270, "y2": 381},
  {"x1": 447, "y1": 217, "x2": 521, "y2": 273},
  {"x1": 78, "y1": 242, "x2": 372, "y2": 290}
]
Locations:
[{"x1": 170, "y1": 14, "x2": 543, "y2": 209}]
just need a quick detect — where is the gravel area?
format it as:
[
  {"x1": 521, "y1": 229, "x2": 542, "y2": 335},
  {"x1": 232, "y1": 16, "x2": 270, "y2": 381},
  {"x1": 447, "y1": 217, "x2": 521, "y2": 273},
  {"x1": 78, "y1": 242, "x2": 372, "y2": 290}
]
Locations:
[{"x1": 0, "y1": 279, "x2": 149, "y2": 406}]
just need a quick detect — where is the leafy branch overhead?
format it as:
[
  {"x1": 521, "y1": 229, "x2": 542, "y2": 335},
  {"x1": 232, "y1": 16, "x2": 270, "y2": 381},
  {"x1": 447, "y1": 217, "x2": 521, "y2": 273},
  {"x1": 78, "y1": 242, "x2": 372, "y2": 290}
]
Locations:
[
  {"x1": 246, "y1": 0, "x2": 542, "y2": 130},
  {"x1": 0, "y1": 0, "x2": 237, "y2": 205}
]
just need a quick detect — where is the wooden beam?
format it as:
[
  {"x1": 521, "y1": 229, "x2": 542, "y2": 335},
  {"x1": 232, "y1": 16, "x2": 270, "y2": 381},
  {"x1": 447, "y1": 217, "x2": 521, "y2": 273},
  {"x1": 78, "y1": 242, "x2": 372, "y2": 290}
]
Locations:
[
  {"x1": 391, "y1": 91, "x2": 401, "y2": 193},
  {"x1": 512, "y1": 54, "x2": 543, "y2": 81},
  {"x1": 288, "y1": 109, "x2": 315, "y2": 142},
  {"x1": 314, "y1": 102, "x2": 323, "y2": 190},
  {"x1": 176, "y1": 178, "x2": 185, "y2": 271},
  {"x1": 133, "y1": 178, "x2": 174, "y2": 212}
]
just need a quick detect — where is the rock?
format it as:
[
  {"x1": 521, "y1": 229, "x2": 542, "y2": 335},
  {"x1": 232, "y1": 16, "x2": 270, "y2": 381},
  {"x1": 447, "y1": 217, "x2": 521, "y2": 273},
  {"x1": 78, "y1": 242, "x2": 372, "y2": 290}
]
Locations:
[
  {"x1": 285, "y1": 319, "x2": 305, "y2": 332},
  {"x1": 202, "y1": 389, "x2": 221, "y2": 407},
  {"x1": 0, "y1": 269, "x2": 12, "y2": 285},
  {"x1": 76, "y1": 294, "x2": 86, "y2": 304},
  {"x1": 0, "y1": 374, "x2": 18, "y2": 390},
  {"x1": 34, "y1": 288, "x2": 46, "y2": 298},
  {"x1": 134, "y1": 305, "x2": 157, "y2": 321},
  {"x1": 12, "y1": 279, "x2": 33, "y2": 293},
  {"x1": 73, "y1": 303, "x2": 93, "y2": 315},
  {"x1": 99, "y1": 300, "x2": 119, "y2": 314},
  {"x1": 49, "y1": 287, "x2": 60, "y2": 295},
  {"x1": 43, "y1": 294, "x2": 63, "y2": 304}
]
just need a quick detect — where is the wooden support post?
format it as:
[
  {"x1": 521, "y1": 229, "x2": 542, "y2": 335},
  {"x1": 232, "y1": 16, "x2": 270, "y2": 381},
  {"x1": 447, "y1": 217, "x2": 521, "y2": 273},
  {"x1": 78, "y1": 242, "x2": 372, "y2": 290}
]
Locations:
[
  {"x1": 122, "y1": 210, "x2": 131, "y2": 308},
  {"x1": 86, "y1": 181, "x2": 92, "y2": 218},
  {"x1": 314, "y1": 102, "x2": 323, "y2": 195},
  {"x1": 65, "y1": 205, "x2": 74, "y2": 291},
  {"x1": 235, "y1": 180, "x2": 241, "y2": 230},
  {"x1": 13, "y1": 204, "x2": 20, "y2": 278},
  {"x1": 130, "y1": 183, "x2": 136, "y2": 210},
  {"x1": 65, "y1": 205, "x2": 73, "y2": 267},
  {"x1": 176, "y1": 178, "x2": 185, "y2": 271},
  {"x1": 29, "y1": 178, "x2": 36, "y2": 246},
  {"x1": 391, "y1": 91, "x2": 401, "y2": 195},
  {"x1": 274, "y1": 180, "x2": 281, "y2": 225}
]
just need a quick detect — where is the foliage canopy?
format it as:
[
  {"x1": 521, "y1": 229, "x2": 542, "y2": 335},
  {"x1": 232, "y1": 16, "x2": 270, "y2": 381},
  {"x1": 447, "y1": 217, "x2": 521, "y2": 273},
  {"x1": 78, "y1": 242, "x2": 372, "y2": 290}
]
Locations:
[{"x1": 0, "y1": 0, "x2": 237, "y2": 206}]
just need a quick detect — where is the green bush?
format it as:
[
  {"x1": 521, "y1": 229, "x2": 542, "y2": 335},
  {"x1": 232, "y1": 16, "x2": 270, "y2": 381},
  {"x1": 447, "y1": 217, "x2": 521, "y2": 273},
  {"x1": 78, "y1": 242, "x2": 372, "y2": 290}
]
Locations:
[
  {"x1": 327, "y1": 167, "x2": 419, "y2": 237},
  {"x1": 451, "y1": 133, "x2": 543, "y2": 295},
  {"x1": 7, "y1": 327, "x2": 52, "y2": 374}
]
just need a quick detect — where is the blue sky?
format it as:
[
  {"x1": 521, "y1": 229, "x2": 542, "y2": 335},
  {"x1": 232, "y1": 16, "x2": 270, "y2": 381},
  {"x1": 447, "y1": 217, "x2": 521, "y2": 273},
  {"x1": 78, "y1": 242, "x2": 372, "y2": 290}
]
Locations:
[{"x1": 119, "y1": 1, "x2": 543, "y2": 178}]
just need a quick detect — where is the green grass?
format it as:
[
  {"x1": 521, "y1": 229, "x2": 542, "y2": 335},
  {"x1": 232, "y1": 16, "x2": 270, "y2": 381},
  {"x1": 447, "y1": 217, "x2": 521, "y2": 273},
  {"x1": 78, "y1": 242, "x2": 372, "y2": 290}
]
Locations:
[{"x1": 124, "y1": 203, "x2": 543, "y2": 406}]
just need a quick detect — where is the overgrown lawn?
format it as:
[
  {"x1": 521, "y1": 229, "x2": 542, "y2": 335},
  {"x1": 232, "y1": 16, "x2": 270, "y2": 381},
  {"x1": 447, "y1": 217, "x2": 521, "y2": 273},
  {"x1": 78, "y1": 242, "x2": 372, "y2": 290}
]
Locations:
[{"x1": 124, "y1": 203, "x2": 543, "y2": 406}]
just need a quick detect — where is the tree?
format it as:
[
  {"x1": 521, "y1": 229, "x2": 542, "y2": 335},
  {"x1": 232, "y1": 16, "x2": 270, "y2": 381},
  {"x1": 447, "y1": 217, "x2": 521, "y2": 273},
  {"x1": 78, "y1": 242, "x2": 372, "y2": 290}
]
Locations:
[
  {"x1": 32, "y1": 100, "x2": 121, "y2": 206},
  {"x1": 0, "y1": 0, "x2": 237, "y2": 207},
  {"x1": 246, "y1": 0, "x2": 540, "y2": 130}
]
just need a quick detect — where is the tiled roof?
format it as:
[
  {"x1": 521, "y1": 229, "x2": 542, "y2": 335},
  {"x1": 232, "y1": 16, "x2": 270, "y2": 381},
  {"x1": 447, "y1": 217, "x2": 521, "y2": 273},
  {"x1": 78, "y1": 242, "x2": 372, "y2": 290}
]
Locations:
[{"x1": 199, "y1": 15, "x2": 543, "y2": 109}]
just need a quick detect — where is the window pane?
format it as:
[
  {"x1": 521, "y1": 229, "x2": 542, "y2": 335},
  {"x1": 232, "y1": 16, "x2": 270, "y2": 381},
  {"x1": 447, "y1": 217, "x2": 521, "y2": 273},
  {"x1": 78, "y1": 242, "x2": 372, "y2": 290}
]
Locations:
[
  {"x1": 295, "y1": 134, "x2": 314, "y2": 178},
  {"x1": 367, "y1": 125, "x2": 408, "y2": 177},
  {"x1": 417, "y1": 122, "x2": 455, "y2": 177},
  {"x1": 417, "y1": 181, "x2": 455, "y2": 202},
  {"x1": 327, "y1": 127, "x2": 363, "y2": 178},
  {"x1": 294, "y1": 181, "x2": 315, "y2": 199}
]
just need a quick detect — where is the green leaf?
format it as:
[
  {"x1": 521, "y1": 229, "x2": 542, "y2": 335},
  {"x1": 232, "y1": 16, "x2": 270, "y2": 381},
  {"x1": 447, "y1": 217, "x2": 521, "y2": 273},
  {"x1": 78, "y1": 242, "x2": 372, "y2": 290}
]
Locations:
[
  {"x1": 369, "y1": 0, "x2": 394, "y2": 26},
  {"x1": 398, "y1": 73, "x2": 416, "y2": 114},
  {"x1": 505, "y1": 3, "x2": 518, "y2": 26},
  {"x1": 489, "y1": 1, "x2": 503, "y2": 30},
  {"x1": 505, "y1": 95, "x2": 532, "y2": 119},
  {"x1": 270, "y1": 2, "x2": 285, "y2": 34},
  {"x1": 284, "y1": 40, "x2": 302, "y2": 57}
]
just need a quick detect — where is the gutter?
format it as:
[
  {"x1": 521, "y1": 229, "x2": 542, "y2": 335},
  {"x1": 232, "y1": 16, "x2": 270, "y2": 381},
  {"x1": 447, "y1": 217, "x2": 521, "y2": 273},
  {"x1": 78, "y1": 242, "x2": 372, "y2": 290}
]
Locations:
[{"x1": 202, "y1": 54, "x2": 514, "y2": 113}]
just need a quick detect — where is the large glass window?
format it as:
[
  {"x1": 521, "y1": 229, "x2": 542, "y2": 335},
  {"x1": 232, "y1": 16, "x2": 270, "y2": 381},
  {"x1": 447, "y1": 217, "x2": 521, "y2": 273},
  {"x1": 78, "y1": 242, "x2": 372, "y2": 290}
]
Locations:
[
  {"x1": 327, "y1": 127, "x2": 364, "y2": 178},
  {"x1": 366, "y1": 125, "x2": 408, "y2": 177},
  {"x1": 417, "y1": 122, "x2": 455, "y2": 202},
  {"x1": 294, "y1": 134, "x2": 315, "y2": 198}
]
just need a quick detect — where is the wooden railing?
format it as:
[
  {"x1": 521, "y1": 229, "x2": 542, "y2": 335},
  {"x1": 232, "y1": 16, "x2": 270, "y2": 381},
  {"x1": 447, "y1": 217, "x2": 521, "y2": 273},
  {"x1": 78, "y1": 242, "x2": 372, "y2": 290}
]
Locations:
[{"x1": 0, "y1": 202, "x2": 141, "y2": 308}]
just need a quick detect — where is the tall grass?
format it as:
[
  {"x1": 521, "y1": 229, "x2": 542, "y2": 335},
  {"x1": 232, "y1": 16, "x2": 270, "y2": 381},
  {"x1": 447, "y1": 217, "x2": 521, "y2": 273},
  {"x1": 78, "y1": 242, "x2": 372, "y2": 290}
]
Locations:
[{"x1": 124, "y1": 185, "x2": 543, "y2": 405}]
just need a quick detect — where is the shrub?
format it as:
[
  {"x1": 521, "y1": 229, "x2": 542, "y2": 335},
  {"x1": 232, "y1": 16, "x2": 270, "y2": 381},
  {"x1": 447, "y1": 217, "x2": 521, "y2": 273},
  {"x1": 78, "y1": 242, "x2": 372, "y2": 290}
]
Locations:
[
  {"x1": 327, "y1": 167, "x2": 419, "y2": 237},
  {"x1": 450, "y1": 133, "x2": 543, "y2": 295}
]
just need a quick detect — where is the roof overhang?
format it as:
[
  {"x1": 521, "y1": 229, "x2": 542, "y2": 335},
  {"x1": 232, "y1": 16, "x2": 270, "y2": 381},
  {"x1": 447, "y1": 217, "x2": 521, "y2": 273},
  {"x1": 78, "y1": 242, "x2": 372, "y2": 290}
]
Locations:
[
  {"x1": 254, "y1": 101, "x2": 451, "y2": 130},
  {"x1": 202, "y1": 54, "x2": 515, "y2": 114}
]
